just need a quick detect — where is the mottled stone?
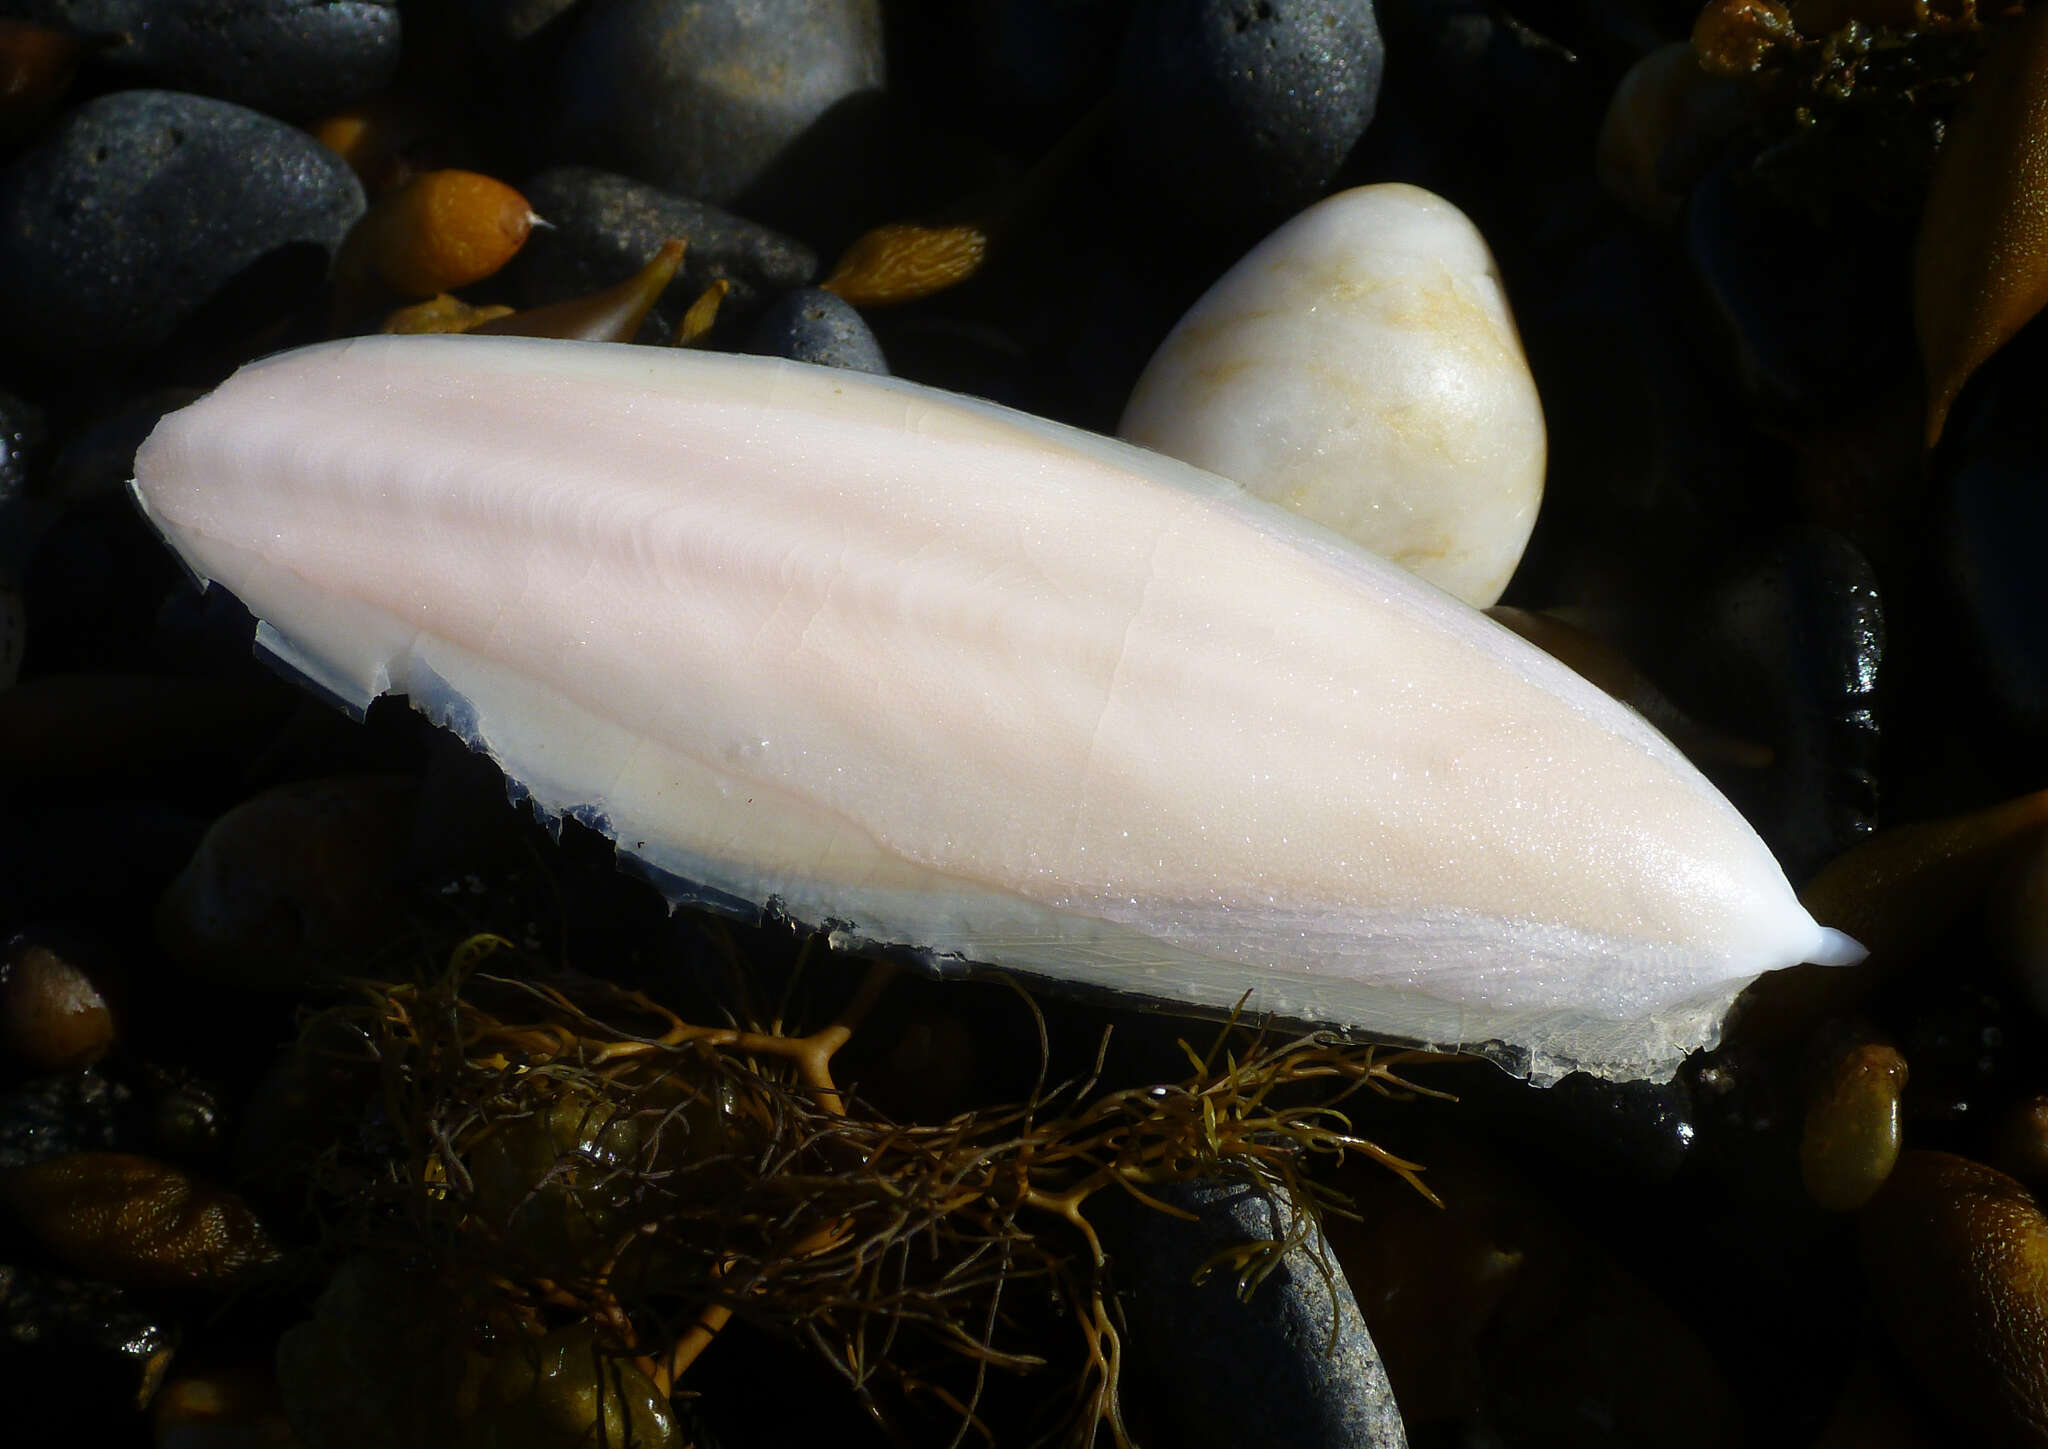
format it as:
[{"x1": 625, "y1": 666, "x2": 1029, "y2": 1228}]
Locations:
[
  {"x1": 745, "y1": 287, "x2": 887, "y2": 373},
  {"x1": 1114, "y1": 0, "x2": 1385, "y2": 230},
  {"x1": 0, "y1": 1069, "x2": 127, "y2": 1170},
  {"x1": 0, "y1": 0, "x2": 401, "y2": 120},
  {"x1": 1120, "y1": 184, "x2": 1545, "y2": 606},
  {"x1": 517, "y1": 166, "x2": 816, "y2": 344},
  {"x1": 1106, "y1": 1177, "x2": 1407, "y2": 1448},
  {"x1": 0, "y1": 90, "x2": 364, "y2": 372},
  {"x1": 551, "y1": 0, "x2": 886, "y2": 228}
]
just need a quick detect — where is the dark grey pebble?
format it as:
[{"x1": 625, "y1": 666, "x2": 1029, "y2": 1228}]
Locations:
[
  {"x1": 517, "y1": 166, "x2": 816, "y2": 344},
  {"x1": 1683, "y1": 159, "x2": 1914, "y2": 422},
  {"x1": 1114, "y1": 0, "x2": 1385, "y2": 232},
  {"x1": 0, "y1": 1262, "x2": 180, "y2": 1436},
  {"x1": 22, "y1": 492, "x2": 188, "y2": 674},
  {"x1": 1104, "y1": 1177, "x2": 1407, "y2": 1448},
  {"x1": 1444, "y1": 1062, "x2": 1697, "y2": 1184},
  {"x1": 0, "y1": 90, "x2": 364, "y2": 374},
  {"x1": 1671, "y1": 528, "x2": 1884, "y2": 884},
  {"x1": 0, "y1": 1069, "x2": 128, "y2": 1169},
  {"x1": 745, "y1": 287, "x2": 887, "y2": 374},
  {"x1": 551, "y1": 0, "x2": 886, "y2": 232},
  {"x1": 0, "y1": 0, "x2": 401, "y2": 120}
]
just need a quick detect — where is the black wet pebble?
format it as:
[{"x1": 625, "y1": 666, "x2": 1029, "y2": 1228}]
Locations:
[
  {"x1": 745, "y1": 287, "x2": 888, "y2": 373},
  {"x1": 0, "y1": 1069, "x2": 128, "y2": 1169},
  {"x1": 1671, "y1": 527, "x2": 1884, "y2": 885},
  {"x1": 0, "y1": 90, "x2": 364, "y2": 374},
  {"x1": 1447, "y1": 1065, "x2": 1698, "y2": 1184},
  {"x1": 0, "y1": 0, "x2": 401, "y2": 120},
  {"x1": 1114, "y1": 0, "x2": 1385, "y2": 232},
  {"x1": 551, "y1": 0, "x2": 887, "y2": 232},
  {"x1": 1103, "y1": 1177, "x2": 1409, "y2": 1448},
  {"x1": 1682, "y1": 159, "x2": 1914, "y2": 423},
  {"x1": 517, "y1": 166, "x2": 817, "y2": 344}
]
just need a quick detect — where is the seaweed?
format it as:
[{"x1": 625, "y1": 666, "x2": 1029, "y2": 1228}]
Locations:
[{"x1": 281, "y1": 933, "x2": 1445, "y2": 1447}]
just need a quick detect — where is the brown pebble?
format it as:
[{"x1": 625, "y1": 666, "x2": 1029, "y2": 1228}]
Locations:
[
  {"x1": 0, "y1": 934, "x2": 113, "y2": 1072},
  {"x1": 1861, "y1": 1149, "x2": 2048, "y2": 1447},
  {"x1": 1800, "y1": 1041, "x2": 1907, "y2": 1211},
  {"x1": 0, "y1": 1152, "x2": 279, "y2": 1292},
  {"x1": 823, "y1": 221, "x2": 989, "y2": 307}
]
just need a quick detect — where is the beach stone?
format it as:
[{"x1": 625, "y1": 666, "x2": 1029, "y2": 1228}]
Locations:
[
  {"x1": 1113, "y1": 0, "x2": 1385, "y2": 231},
  {"x1": 0, "y1": 90, "x2": 364, "y2": 373},
  {"x1": 0, "y1": 387, "x2": 42, "y2": 535},
  {"x1": 551, "y1": 0, "x2": 886, "y2": 229},
  {"x1": 517, "y1": 166, "x2": 817, "y2": 344},
  {"x1": 0, "y1": 1069, "x2": 127, "y2": 1170},
  {"x1": 1119, "y1": 183, "x2": 1544, "y2": 606},
  {"x1": 0, "y1": 1263, "x2": 179, "y2": 1433},
  {"x1": 0, "y1": 0, "x2": 401, "y2": 120},
  {"x1": 745, "y1": 287, "x2": 887, "y2": 373},
  {"x1": 1104, "y1": 1177, "x2": 1407, "y2": 1448}
]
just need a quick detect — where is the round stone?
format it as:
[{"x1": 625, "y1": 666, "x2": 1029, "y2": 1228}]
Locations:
[
  {"x1": 1119, "y1": 183, "x2": 1545, "y2": 607},
  {"x1": 744, "y1": 287, "x2": 888, "y2": 373},
  {"x1": 0, "y1": 90, "x2": 365, "y2": 373}
]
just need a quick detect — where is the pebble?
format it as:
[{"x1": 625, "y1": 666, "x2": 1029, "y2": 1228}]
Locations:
[
  {"x1": 1861, "y1": 1150, "x2": 2048, "y2": 1446},
  {"x1": 0, "y1": 933, "x2": 113, "y2": 1074},
  {"x1": 153, "y1": 775, "x2": 420, "y2": 990},
  {"x1": 0, "y1": 1151, "x2": 279, "y2": 1292},
  {"x1": 1113, "y1": 0, "x2": 1385, "y2": 232},
  {"x1": 515, "y1": 166, "x2": 817, "y2": 345},
  {"x1": 1799, "y1": 1040, "x2": 1907, "y2": 1211},
  {"x1": 0, "y1": 90, "x2": 365, "y2": 373},
  {"x1": 1119, "y1": 183, "x2": 1544, "y2": 607},
  {"x1": 1670, "y1": 528, "x2": 1883, "y2": 885},
  {"x1": 1987, "y1": 828, "x2": 2048, "y2": 1022},
  {"x1": 153, "y1": 1368, "x2": 297, "y2": 1449},
  {"x1": 0, "y1": 1069, "x2": 128, "y2": 1170},
  {"x1": 551, "y1": 0, "x2": 887, "y2": 230},
  {"x1": 1, "y1": 0, "x2": 401, "y2": 122},
  {"x1": 1102, "y1": 1176, "x2": 1408, "y2": 1448},
  {"x1": 745, "y1": 286, "x2": 888, "y2": 373},
  {"x1": 0, "y1": 386, "x2": 43, "y2": 535}
]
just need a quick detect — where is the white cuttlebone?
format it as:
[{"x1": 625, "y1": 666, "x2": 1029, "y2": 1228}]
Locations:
[{"x1": 130, "y1": 335, "x2": 1861, "y2": 1084}]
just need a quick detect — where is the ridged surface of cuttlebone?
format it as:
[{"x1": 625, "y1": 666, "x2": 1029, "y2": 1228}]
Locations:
[{"x1": 130, "y1": 335, "x2": 1859, "y2": 1082}]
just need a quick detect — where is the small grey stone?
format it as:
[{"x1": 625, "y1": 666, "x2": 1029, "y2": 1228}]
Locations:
[
  {"x1": 517, "y1": 166, "x2": 817, "y2": 344},
  {"x1": 0, "y1": 90, "x2": 365, "y2": 373},
  {"x1": 0, "y1": 1070, "x2": 130, "y2": 1171},
  {"x1": 551, "y1": 0, "x2": 886, "y2": 229},
  {"x1": 0, "y1": 0, "x2": 402, "y2": 120},
  {"x1": 745, "y1": 287, "x2": 887, "y2": 374},
  {"x1": 1106, "y1": 1176, "x2": 1408, "y2": 1448},
  {"x1": 1114, "y1": 0, "x2": 1386, "y2": 232}
]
